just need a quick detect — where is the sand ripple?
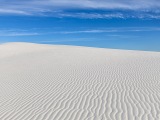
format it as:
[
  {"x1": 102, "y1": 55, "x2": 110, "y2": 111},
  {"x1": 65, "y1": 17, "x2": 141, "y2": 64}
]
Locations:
[{"x1": 0, "y1": 43, "x2": 160, "y2": 120}]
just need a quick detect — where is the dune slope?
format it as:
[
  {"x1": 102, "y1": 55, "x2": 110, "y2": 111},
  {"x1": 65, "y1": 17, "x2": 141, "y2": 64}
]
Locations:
[{"x1": 0, "y1": 43, "x2": 160, "y2": 120}]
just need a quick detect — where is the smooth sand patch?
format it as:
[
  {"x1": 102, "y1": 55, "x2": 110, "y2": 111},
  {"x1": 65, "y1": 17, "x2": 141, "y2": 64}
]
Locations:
[{"x1": 0, "y1": 42, "x2": 160, "y2": 120}]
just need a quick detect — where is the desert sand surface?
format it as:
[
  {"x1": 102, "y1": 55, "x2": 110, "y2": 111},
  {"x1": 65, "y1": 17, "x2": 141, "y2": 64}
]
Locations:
[{"x1": 0, "y1": 42, "x2": 160, "y2": 120}]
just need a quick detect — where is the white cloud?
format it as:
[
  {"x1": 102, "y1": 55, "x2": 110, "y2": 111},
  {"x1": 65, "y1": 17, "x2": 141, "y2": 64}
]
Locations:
[
  {"x1": 0, "y1": 29, "x2": 39, "y2": 36},
  {"x1": 39, "y1": 38, "x2": 94, "y2": 43},
  {"x1": 57, "y1": 13, "x2": 125, "y2": 19},
  {"x1": 0, "y1": 0, "x2": 160, "y2": 18},
  {"x1": 53, "y1": 29, "x2": 118, "y2": 34},
  {"x1": 0, "y1": 27, "x2": 160, "y2": 37},
  {"x1": 0, "y1": 9, "x2": 31, "y2": 15},
  {"x1": 15, "y1": 0, "x2": 159, "y2": 10},
  {"x1": 51, "y1": 27, "x2": 160, "y2": 34}
]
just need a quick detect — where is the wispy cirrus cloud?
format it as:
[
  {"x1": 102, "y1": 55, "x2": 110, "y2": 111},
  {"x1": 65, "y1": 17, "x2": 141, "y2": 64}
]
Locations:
[
  {"x1": 0, "y1": 9, "x2": 31, "y2": 15},
  {"x1": 56, "y1": 12, "x2": 160, "y2": 19},
  {"x1": 39, "y1": 38, "x2": 95, "y2": 44},
  {"x1": 1, "y1": 27, "x2": 160, "y2": 36},
  {"x1": 51, "y1": 27, "x2": 160, "y2": 34},
  {"x1": 0, "y1": 29, "x2": 39, "y2": 36},
  {"x1": 0, "y1": 0, "x2": 160, "y2": 19},
  {"x1": 2, "y1": 0, "x2": 159, "y2": 10}
]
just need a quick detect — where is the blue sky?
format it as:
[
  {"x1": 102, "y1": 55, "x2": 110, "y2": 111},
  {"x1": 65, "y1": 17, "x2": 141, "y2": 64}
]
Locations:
[{"x1": 0, "y1": 0, "x2": 160, "y2": 51}]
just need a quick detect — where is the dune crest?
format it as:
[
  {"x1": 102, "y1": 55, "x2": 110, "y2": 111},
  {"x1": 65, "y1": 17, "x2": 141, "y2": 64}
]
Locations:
[{"x1": 0, "y1": 43, "x2": 160, "y2": 120}]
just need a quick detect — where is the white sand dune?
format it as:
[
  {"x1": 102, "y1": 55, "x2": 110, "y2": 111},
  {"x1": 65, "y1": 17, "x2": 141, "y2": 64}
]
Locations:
[{"x1": 0, "y1": 42, "x2": 160, "y2": 120}]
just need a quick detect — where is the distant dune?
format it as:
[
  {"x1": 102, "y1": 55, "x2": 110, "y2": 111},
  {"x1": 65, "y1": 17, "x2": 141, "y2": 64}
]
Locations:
[{"x1": 0, "y1": 42, "x2": 160, "y2": 120}]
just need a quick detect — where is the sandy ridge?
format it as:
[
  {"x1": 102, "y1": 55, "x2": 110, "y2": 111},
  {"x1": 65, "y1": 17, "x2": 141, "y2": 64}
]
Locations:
[{"x1": 0, "y1": 42, "x2": 160, "y2": 120}]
